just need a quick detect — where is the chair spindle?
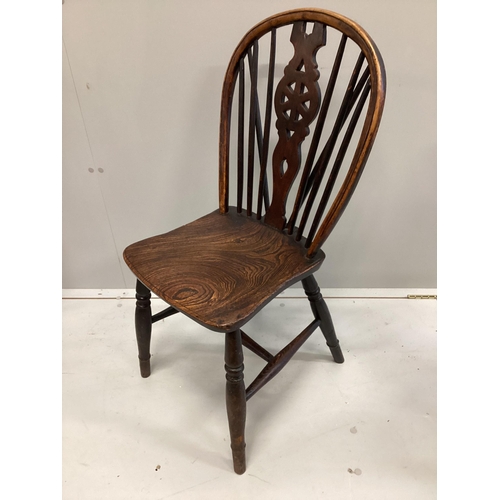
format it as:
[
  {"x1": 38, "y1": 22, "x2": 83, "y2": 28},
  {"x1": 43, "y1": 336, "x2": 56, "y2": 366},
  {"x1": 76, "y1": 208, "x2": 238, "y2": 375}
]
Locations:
[
  {"x1": 305, "y1": 80, "x2": 371, "y2": 247},
  {"x1": 247, "y1": 41, "x2": 259, "y2": 215},
  {"x1": 256, "y1": 28, "x2": 276, "y2": 219},
  {"x1": 237, "y1": 58, "x2": 245, "y2": 213},
  {"x1": 296, "y1": 51, "x2": 368, "y2": 241}
]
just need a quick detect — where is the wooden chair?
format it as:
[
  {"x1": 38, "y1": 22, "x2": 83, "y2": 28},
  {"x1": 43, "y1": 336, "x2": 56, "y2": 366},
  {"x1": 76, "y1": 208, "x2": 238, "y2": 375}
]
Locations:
[{"x1": 123, "y1": 8, "x2": 386, "y2": 474}]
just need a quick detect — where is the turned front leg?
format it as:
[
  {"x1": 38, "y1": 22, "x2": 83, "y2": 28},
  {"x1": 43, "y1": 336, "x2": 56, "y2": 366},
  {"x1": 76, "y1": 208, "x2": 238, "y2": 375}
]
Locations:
[
  {"x1": 225, "y1": 329, "x2": 246, "y2": 474},
  {"x1": 302, "y1": 275, "x2": 344, "y2": 363},
  {"x1": 135, "y1": 280, "x2": 152, "y2": 377}
]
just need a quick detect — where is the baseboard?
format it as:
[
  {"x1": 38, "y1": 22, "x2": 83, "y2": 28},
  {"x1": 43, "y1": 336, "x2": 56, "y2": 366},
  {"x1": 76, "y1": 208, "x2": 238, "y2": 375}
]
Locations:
[{"x1": 62, "y1": 288, "x2": 437, "y2": 299}]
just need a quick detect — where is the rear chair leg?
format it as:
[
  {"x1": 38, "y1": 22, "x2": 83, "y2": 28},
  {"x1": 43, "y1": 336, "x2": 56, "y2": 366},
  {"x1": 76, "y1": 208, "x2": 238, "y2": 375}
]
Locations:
[
  {"x1": 302, "y1": 275, "x2": 345, "y2": 363},
  {"x1": 135, "y1": 279, "x2": 152, "y2": 377},
  {"x1": 225, "y1": 329, "x2": 246, "y2": 474}
]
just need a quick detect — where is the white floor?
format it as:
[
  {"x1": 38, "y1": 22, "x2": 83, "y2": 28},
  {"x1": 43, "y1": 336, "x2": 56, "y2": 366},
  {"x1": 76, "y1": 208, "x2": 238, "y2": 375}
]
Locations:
[{"x1": 62, "y1": 290, "x2": 436, "y2": 499}]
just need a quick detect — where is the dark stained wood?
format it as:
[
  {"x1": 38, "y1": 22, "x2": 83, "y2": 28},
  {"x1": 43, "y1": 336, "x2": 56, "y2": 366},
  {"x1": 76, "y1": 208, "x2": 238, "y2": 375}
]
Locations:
[
  {"x1": 245, "y1": 47, "x2": 271, "y2": 216},
  {"x1": 296, "y1": 53, "x2": 368, "y2": 242},
  {"x1": 123, "y1": 208, "x2": 325, "y2": 333},
  {"x1": 135, "y1": 280, "x2": 152, "y2": 378},
  {"x1": 306, "y1": 62, "x2": 383, "y2": 254},
  {"x1": 305, "y1": 80, "x2": 371, "y2": 247},
  {"x1": 247, "y1": 41, "x2": 259, "y2": 215},
  {"x1": 151, "y1": 305, "x2": 178, "y2": 324},
  {"x1": 302, "y1": 275, "x2": 344, "y2": 363},
  {"x1": 287, "y1": 33, "x2": 348, "y2": 234},
  {"x1": 241, "y1": 330, "x2": 274, "y2": 362},
  {"x1": 225, "y1": 329, "x2": 246, "y2": 474},
  {"x1": 264, "y1": 21, "x2": 326, "y2": 230},
  {"x1": 126, "y1": 8, "x2": 386, "y2": 474},
  {"x1": 219, "y1": 8, "x2": 386, "y2": 258},
  {"x1": 237, "y1": 58, "x2": 245, "y2": 213},
  {"x1": 245, "y1": 318, "x2": 320, "y2": 401},
  {"x1": 248, "y1": 92, "x2": 271, "y2": 216},
  {"x1": 256, "y1": 28, "x2": 276, "y2": 220}
]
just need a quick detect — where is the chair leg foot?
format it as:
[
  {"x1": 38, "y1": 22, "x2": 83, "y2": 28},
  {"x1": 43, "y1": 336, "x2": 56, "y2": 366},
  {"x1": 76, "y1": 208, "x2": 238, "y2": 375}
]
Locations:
[
  {"x1": 327, "y1": 340, "x2": 345, "y2": 364},
  {"x1": 139, "y1": 358, "x2": 151, "y2": 378},
  {"x1": 302, "y1": 275, "x2": 345, "y2": 364},
  {"x1": 135, "y1": 280, "x2": 152, "y2": 377},
  {"x1": 225, "y1": 329, "x2": 247, "y2": 474},
  {"x1": 231, "y1": 446, "x2": 246, "y2": 475}
]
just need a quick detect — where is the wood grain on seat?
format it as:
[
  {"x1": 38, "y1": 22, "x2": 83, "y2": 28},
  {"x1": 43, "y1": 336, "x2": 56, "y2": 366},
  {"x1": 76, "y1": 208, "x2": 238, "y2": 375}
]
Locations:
[{"x1": 123, "y1": 207, "x2": 325, "y2": 332}]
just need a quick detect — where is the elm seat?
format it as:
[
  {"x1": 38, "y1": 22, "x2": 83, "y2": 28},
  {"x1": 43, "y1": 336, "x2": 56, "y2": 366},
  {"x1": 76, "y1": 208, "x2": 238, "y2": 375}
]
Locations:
[
  {"x1": 122, "y1": 8, "x2": 385, "y2": 475},
  {"x1": 124, "y1": 207, "x2": 325, "y2": 332}
]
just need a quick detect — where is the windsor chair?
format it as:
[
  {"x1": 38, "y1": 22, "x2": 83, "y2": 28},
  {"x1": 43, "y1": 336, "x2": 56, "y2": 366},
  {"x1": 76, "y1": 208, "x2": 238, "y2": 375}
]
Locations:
[{"x1": 123, "y1": 8, "x2": 385, "y2": 474}]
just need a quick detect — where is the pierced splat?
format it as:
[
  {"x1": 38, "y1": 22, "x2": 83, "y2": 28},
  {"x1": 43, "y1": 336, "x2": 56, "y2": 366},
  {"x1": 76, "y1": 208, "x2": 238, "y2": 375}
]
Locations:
[{"x1": 264, "y1": 22, "x2": 326, "y2": 230}]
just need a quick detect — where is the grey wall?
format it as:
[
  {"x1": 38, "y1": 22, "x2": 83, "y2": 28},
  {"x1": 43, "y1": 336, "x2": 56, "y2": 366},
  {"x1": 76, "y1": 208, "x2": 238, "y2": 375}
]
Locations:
[{"x1": 62, "y1": 0, "x2": 436, "y2": 289}]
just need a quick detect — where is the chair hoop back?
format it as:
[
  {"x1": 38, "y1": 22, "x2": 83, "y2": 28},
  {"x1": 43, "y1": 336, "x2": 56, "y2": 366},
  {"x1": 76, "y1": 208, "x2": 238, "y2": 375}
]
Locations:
[{"x1": 219, "y1": 8, "x2": 386, "y2": 256}]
